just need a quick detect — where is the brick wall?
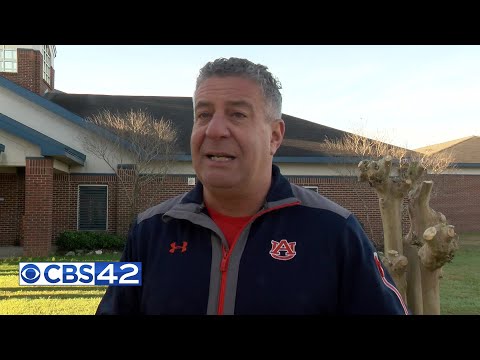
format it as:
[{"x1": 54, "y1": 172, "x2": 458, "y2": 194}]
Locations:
[
  {"x1": 0, "y1": 173, "x2": 23, "y2": 245},
  {"x1": 1, "y1": 170, "x2": 480, "y2": 251},
  {"x1": 429, "y1": 174, "x2": 480, "y2": 234},
  {"x1": 287, "y1": 176, "x2": 386, "y2": 246},
  {"x1": 23, "y1": 158, "x2": 53, "y2": 256},
  {"x1": 17, "y1": 172, "x2": 25, "y2": 245},
  {"x1": 140, "y1": 175, "x2": 194, "y2": 209},
  {"x1": 0, "y1": 48, "x2": 53, "y2": 95},
  {"x1": 51, "y1": 172, "x2": 194, "y2": 240},
  {"x1": 52, "y1": 173, "x2": 118, "y2": 241},
  {"x1": 116, "y1": 172, "x2": 194, "y2": 238}
]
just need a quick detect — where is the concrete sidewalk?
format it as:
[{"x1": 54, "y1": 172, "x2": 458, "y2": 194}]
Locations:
[
  {"x1": 0, "y1": 246, "x2": 23, "y2": 259},
  {"x1": 0, "y1": 246, "x2": 61, "y2": 258}
]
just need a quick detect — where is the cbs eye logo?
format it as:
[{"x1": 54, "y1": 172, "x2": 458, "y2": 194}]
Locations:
[{"x1": 20, "y1": 264, "x2": 41, "y2": 284}]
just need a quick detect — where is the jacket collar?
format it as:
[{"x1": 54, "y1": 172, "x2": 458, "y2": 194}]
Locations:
[{"x1": 181, "y1": 164, "x2": 294, "y2": 206}]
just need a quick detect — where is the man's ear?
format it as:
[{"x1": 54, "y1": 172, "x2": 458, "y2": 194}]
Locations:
[{"x1": 270, "y1": 119, "x2": 285, "y2": 156}]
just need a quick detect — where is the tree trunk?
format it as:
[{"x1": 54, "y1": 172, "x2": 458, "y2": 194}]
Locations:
[
  {"x1": 358, "y1": 156, "x2": 411, "y2": 303},
  {"x1": 358, "y1": 158, "x2": 459, "y2": 314},
  {"x1": 407, "y1": 181, "x2": 458, "y2": 314},
  {"x1": 404, "y1": 180, "x2": 437, "y2": 314},
  {"x1": 379, "y1": 196, "x2": 403, "y2": 254},
  {"x1": 419, "y1": 266, "x2": 441, "y2": 315},
  {"x1": 404, "y1": 242, "x2": 423, "y2": 314},
  {"x1": 419, "y1": 224, "x2": 459, "y2": 314}
]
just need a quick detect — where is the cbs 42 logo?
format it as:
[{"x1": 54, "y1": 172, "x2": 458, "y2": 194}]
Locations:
[{"x1": 19, "y1": 262, "x2": 142, "y2": 286}]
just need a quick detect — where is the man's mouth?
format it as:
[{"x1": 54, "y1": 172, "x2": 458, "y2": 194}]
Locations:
[{"x1": 207, "y1": 154, "x2": 236, "y2": 161}]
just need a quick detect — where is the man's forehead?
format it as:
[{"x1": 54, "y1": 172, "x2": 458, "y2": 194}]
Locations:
[
  {"x1": 196, "y1": 76, "x2": 260, "y2": 94},
  {"x1": 195, "y1": 99, "x2": 254, "y2": 109},
  {"x1": 194, "y1": 77, "x2": 263, "y2": 107}
]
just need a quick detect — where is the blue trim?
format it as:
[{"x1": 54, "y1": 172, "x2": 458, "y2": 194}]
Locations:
[
  {"x1": 170, "y1": 155, "x2": 365, "y2": 164},
  {"x1": 275, "y1": 158, "x2": 480, "y2": 168},
  {"x1": 69, "y1": 173, "x2": 117, "y2": 176},
  {"x1": 69, "y1": 172, "x2": 196, "y2": 177},
  {"x1": 274, "y1": 156, "x2": 363, "y2": 164},
  {"x1": 451, "y1": 162, "x2": 480, "y2": 168},
  {"x1": 174, "y1": 155, "x2": 193, "y2": 161},
  {"x1": 284, "y1": 174, "x2": 357, "y2": 179},
  {"x1": 0, "y1": 143, "x2": 4, "y2": 153},
  {"x1": 0, "y1": 113, "x2": 86, "y2": 166},
  {"x1": 113, "y1": 154, "x2": 480, "y2": 169}
]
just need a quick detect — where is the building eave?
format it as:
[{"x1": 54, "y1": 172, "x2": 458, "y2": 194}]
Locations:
[
  {"x1": 451, "y1": 162, "x2": 480, "y2": 168},
  {"x1": 0, "y1": 113, "x2": 86, "y2": 166},
  {"x1": 173, "y1": 155, "x2": 365, "y2": 164},
  {"x1": 273, "y1": 156, "x2": 364, "y2": 164}
]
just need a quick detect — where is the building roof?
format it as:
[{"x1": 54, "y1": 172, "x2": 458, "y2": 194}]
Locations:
[
  {"x1": 415, "y1": 136, "x2": 480, "y2": 164},
  {"x1": 0, "y1": 74, "x2": 416, "y2": 165},
  {"x1": 43, "y1": 92, "x2": 380, "y2": 162}
]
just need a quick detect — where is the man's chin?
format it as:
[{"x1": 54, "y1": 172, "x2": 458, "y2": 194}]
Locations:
[
  {"x1": 203, "y1": 180, "x2": 237, "y2": 190},
  {"x1": 200, "y1": 175, "x2": 240, "y2": 191}
]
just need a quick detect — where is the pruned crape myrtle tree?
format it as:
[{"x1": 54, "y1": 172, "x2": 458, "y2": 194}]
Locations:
[
  {"x1": 325, "y1": 132, "x2": 459, "y2": 314},
  {"x1": 81, "y1": 109, "x2": 177, "y2": 225}
]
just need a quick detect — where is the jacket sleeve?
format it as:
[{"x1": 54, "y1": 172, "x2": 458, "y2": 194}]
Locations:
[
  {"x1": 338, "y1": 214, "x2": 410, "y2": 315},
  {"x1": 95, "y1": 220, "x2": 142, "y2": 315}
]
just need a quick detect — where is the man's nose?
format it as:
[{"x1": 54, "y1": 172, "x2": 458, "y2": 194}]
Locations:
[{"x1": 205, "y1": 112, "x2": 230, "y2": 138}]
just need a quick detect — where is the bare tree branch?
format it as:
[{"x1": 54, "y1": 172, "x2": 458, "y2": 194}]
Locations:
[
  {"x1": 79, "y1": 109, "x2": 178, "y2": 224},
  {"x1": 324, "y1": 131, "x2": 455, "y2": 175}
]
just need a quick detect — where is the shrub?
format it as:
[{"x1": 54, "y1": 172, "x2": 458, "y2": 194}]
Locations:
[{"x1": 56, "y1": 231, "x2": 126, "y2": 252}]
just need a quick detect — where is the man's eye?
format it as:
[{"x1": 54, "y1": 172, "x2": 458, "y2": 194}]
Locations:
[
  {"x1": 196, "y1": 113, "x2": 211, "y2": 121},
  {"x1": 232, "y1": 112, "x2": 246, "y2": 118}
]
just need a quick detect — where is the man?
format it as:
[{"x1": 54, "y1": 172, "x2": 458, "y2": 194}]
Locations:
[{"x1": 96, "y1": 57, "x2": 409, "y2": 315}]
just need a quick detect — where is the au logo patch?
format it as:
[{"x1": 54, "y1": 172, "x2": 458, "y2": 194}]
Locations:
[{"x1": 270, "y1": 239, "x2": 296, "y2": 261}]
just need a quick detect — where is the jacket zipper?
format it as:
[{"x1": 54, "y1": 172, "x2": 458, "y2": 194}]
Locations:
[
  {"x1": 217, "y1": 246, "x2": 229, "y2": 315},
  {"x1": 216, "y1": 200, "x2": 301, "y2": 315}
]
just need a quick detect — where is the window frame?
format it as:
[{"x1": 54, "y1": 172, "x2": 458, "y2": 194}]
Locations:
[
  {"x1": 77, "y1": 184, "x2": 109, "y2": 231},
  {"x1": 302, "y1": 185, "x2": 319, "y2": 193},
  {"x1": 0, "y1": 45, "x2": 17, "y2": 73},
  {"x1": 42, "y1": 45, "x2": 51, "y2": 85}
]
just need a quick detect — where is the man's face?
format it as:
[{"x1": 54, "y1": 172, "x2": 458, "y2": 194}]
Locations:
[{"x1": 191, "y1": 76, "x2": 284, "y2": 195}]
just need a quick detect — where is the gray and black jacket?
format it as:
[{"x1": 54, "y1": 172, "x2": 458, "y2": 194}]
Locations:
[{"x1": 96, "y1": 165, "x2": 409, "y2": 315}]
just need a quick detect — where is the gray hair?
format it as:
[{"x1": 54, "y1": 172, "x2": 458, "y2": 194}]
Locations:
[{"x1": 194, "y1": 57, "x2": 282, "y2": 120}]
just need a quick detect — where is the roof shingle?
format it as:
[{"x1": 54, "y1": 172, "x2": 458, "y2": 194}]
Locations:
[{"x1": 415, "y1": 136, "x2": 480, "y2": 163}]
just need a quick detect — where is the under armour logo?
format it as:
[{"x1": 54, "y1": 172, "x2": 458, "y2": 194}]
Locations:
[
  {"x1": 169, "y1": 241, "x2": 188, "y2": 253},
  {"x1": 270, "y1": 239, "x2": 296, "y2": 261}
]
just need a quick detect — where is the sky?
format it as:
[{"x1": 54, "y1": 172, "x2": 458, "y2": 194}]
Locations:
[{"x1": 54, "y1": 45, "x2": 480, "y2": 150}]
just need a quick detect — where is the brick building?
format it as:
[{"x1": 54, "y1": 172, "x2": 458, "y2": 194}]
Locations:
[{"x1": 1, "y1": 45, "x2": 479, "y2": 256}]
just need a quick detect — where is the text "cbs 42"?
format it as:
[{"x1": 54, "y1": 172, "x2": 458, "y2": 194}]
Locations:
[{"x1": 19, "y1": 262, "x2": 142, "y2": 286}]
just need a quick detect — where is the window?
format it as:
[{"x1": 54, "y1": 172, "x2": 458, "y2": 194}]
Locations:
[
  {"x1": 303, "y1": 186, "x2": 318, "y2": 193},
  {"x1": 42, "y1": 45, "x2": 51, "y2": 85},
  {"x1": 0, "y1": 45, "x2": 17, "y2": 73},
  {"x1": 78, "y1": 185, "x2": 108, "y2": 231}
]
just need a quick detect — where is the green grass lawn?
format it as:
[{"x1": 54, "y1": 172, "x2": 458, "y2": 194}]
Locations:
[
  {"x1": 1, "y1": 233, "x2": 479, "y2": 315},
  {"x1": 0, "y1": 253, "x2": 121, "y2": 315},
  {"x1": 440, "y1": 232, "x2": 480, "y2": 314}
]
